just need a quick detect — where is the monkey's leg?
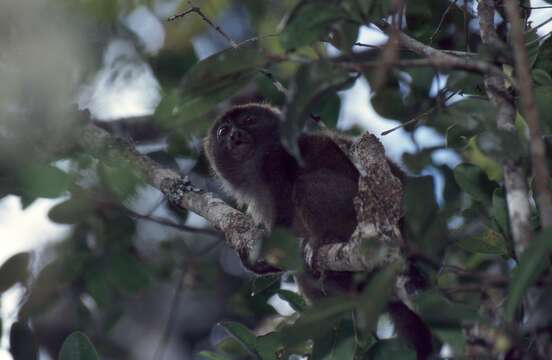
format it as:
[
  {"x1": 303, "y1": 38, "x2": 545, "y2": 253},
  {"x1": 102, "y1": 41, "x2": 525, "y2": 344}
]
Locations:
[{"x1": 292, "y1": 168, "x2": 358, "y2": 283}]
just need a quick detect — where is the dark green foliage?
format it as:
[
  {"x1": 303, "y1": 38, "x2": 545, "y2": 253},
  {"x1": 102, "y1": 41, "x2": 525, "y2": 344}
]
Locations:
[{"x1": 58, "y1": 332, "x2": 99, "y2": 360}]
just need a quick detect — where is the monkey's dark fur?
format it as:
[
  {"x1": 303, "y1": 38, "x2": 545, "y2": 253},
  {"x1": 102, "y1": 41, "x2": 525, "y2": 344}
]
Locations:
[{"x1": 205, "y1": 103, "x2": 433, "y2": 359}]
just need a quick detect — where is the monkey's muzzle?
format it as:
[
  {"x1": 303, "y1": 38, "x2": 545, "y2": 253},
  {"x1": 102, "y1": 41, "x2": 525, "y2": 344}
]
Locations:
[{"x1": 226, "y1": 128, "x2": 253, "y2": 160}]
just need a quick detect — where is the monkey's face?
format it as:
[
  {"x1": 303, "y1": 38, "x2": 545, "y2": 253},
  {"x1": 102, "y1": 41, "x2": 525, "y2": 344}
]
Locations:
[{"x1": 206, "y1": 104, "x2": 281, "y2": 167}]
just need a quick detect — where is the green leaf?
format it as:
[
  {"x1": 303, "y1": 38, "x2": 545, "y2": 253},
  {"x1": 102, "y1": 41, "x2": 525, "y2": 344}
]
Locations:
[
  {"x1": 453, "y1": 163, "x2": 497, "y2": 204},
  {"x1": 0, "y1": 252, "x2": 30, "y2": 293},
  {"x1": 108, "y1": 253, "x2": 151, "y2": 293},
  {"x1": 48, "y1": 196, "x2": 92, "y2": 224},
  {"x1": 357, "y1": 263, "x2": 401, "y2": 332},
  {"x1": 416, "y1": 290, "x2": 480, "y2": 328},
  {"x1": 99, "y1": 160, "x2": 144, "y2": 201},
  {"x1": 157, "y1": 45, "x2": 265, "y2": 127},
  {"x1": 282, "y1": 61, "x2": 355, "y2": 159},
  {"x1": 251, "y1": 274, "x2": 281, "y2": 296},
  {"x1": 505, "y1": 229, "x2": 552, "y2": 321},
  {"x1": 533, "y1": 37, "x2": 552, "y2": 72},
  {"x1": 404, "y1": 176, "x2": 447, "y2": 256},
  {"x1": 526, "y1": 31, "x2": 541, "y2": 68},
  {"x1": 363, "y1": 338, "x2": 416, "y2": 360},
  {"x1": 262, "y1": 228, "x2": 303, "y2": 271},
  {"x1": 534, "y1": 86, "x2": 552, "y2": 135},
  {"x1": 220, "y1": 321, "x2": 257, "y2": 355},
  {"x1": 58, "y1": 332, "x2": 99, "y2": 360},
  {"x1": 371, "y1": 76, "x2": 411, "y2": 121},
  {"x1": 283, "y1": 296, "x2": 356, "y2": 347},
  {"x1": 456, "y1": 227, "x2": 509, "y2": 256},
  {"x1": 476, "y1": 130, "x2": 526, "y2": 162},
  {"x1": 10, "y1": 322, "x2": 38, "y2": 360},
  {"x1": 533, "y1": 69, "x2": 552, "y2": 86},
  {"x1": 198, "y1": 351, "x2": 230, "y2": 360},
  {"x1": 446, "y1": 124, "x2": 475, "y2": 149},
  {"x1": 492, "y1": 188, "x2": 510, "y2": 240},
  {"x1": 280, "y1": 3, "x2": 346, "y2": 50},
  {"x1": 277, "y1": 289, "x2": 307, "y2": 312},
  {"x1": 312, "y1": 317, "x2": 355, "y2": 360},
  {"x1": 446, "y1": 72, "x2": 486, "y2": 96},
  {"x1": 435, "y1": 98, "x2": 496, "y2": 130},
  {"x1": 18, "y1": 163, "x2": 70, "y2": 198},
  {"x1": 255, "y1": 332, "x2": 284, "y2": 360},
  {"x1": 85, "y1": 270, "x2": 113, "y2": 307},
  {"x1": 328, "y1": 21, "x2": 359, "y2": 53}
]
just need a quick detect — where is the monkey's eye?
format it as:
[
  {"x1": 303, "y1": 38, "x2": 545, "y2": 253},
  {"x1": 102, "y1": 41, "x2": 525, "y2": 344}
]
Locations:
[{"x1": 217, "y1": 126, "x2": 229, "y2": 138}]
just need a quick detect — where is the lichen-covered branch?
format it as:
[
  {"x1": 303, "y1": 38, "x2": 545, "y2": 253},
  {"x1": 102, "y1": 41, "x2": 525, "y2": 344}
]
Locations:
[
  {"x1": 81, "y1": 124, "x2": 272, "y2": 273},
  {"x1": 80, "y1": 123, "x2": 405, "y2": 274},
  {"x1": 478, "y1": 0, "x2": 532, "y2": 258},
  {"x1": 309, "y1": 134, "x2": 406, "y2": 272}
]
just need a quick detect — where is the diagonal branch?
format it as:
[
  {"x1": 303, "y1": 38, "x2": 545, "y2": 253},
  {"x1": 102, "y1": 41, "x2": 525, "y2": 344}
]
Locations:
[
  {"x1": 80, "y1": 123, "x2": 404, "y2": 274},
  {"x1": 376, "y1": 20, "x2": 518, "y2": 89}
]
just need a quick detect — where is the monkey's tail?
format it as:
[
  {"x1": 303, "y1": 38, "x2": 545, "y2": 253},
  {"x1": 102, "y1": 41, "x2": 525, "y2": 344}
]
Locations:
[{"x1": 388, "y1": 300, "x2": 433, "y2": 360}]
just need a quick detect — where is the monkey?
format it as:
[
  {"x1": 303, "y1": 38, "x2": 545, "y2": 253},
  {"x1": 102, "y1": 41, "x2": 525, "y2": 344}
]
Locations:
[{"x1": 204, "y1": 103, "x2": 433, "y2": 359}]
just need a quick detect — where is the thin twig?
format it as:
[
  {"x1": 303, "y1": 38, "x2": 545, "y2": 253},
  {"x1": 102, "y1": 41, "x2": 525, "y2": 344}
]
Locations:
[
  {"x1": 430, "y1": 0, "x2": 458, "y2": 45},
  {"x1": 376, "y1": 20, "x2": 518, "y2": 89},
  {"x1": 381, "y1": 90, "x2": 458, "y2": 136},
  {"x1": 504, "y1": 0, "x2": 552, "y2": 229},
  {"x1": 526, "y1": 16, "x2": 552, "y2": 34},
  {"x1": 168, "y1": 2, "x2": 238, "y2": 48},
  {"x1": 153, "y1": 269, "x2": 186, "y2": 360},
  {"x1": 124, "y1": 207, "x2": 221, "y2": 237},
  {"x1": 259, "y1": 69, "x2": 289, "y2": 96},
  {"x1": 521, "y1": 5, "x2": 552, "y2": 10},
  {"x1": 353, "y1": 42, "x2": 381, "y2": 49}
]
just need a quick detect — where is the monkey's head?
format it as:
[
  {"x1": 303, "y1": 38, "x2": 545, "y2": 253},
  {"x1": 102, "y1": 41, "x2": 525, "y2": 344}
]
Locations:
[{"x1": 204, "y1": 103, "x2": 282, "y2": 187}]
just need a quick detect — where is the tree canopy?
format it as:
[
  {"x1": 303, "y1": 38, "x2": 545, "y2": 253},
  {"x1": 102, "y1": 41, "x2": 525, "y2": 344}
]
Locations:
[{"x1": 1, "y1": 0, "x2": 552, "y2": 359}]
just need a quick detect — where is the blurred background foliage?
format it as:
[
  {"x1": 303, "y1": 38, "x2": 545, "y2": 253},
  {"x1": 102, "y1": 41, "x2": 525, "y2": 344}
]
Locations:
[{"x1": 1, "y1": 0, "x2": 552, "y2": 359}]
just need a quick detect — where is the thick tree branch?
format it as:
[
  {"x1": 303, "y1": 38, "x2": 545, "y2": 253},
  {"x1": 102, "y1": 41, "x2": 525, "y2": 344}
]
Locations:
[
  {"x1": 478, "y1": 0, "x2": 532, "y2": 258},
  {"x1": 503, "y1": 0, "x2": 552, "y2": 229},
  {"x1": 80, "y1": 123, "x2": 404, "y2": 274}
]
